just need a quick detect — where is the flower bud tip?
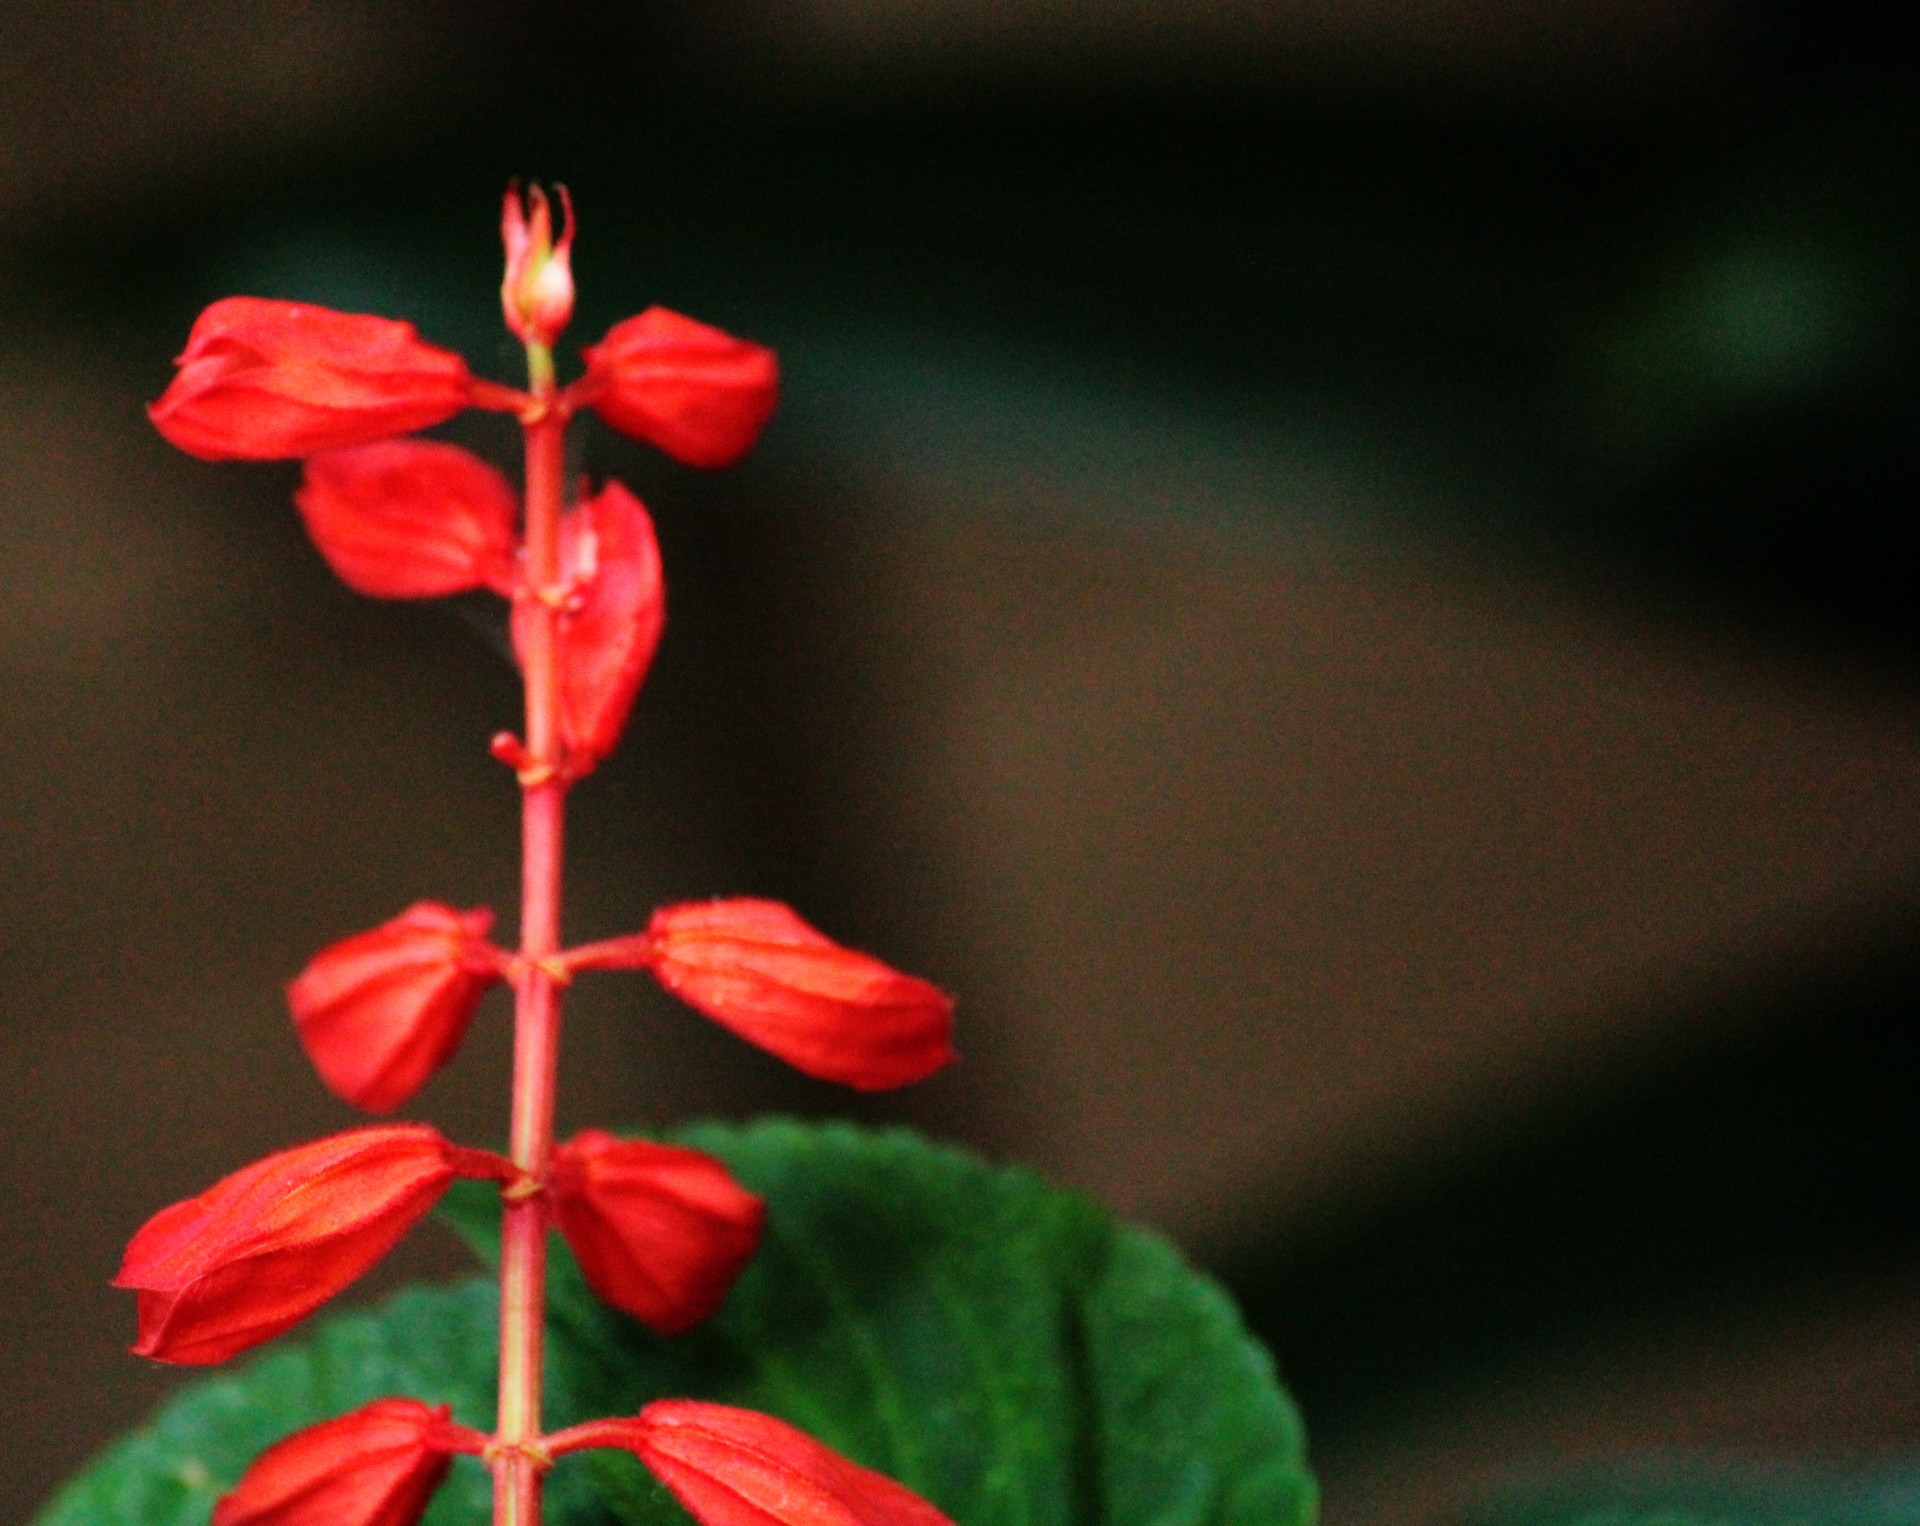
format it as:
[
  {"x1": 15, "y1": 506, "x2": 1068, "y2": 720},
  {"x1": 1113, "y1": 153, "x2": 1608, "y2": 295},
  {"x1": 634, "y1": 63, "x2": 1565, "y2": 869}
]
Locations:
[{"x1": 501, "y1": 183, "x2": 575, "y2": 348}]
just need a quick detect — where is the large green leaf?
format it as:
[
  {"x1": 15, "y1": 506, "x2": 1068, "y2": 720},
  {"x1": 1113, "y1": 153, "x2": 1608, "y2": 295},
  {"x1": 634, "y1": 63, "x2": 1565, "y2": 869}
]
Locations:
[
  {"x1": 40, "y1": 1122, "x2": 1313, "y2": 1526},
  {"x1": 444, "y1": 1120, "x2": 1314, "y2": 1526}
]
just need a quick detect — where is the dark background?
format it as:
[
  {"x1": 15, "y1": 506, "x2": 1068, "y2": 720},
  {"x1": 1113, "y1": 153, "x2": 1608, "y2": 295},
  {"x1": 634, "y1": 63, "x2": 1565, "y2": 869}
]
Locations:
[{"x1": 6, "y1": 4, "x2": 1920, "y2": 1523}]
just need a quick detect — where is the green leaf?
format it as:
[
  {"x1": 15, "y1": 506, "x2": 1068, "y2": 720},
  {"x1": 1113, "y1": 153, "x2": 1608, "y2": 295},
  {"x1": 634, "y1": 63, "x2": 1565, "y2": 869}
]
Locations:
[
  {"x1": 454, "y1": 1120, "x2": 1315, "y2": 1526},
  {"x1": 42, "y1": 1123, "x2": 1312, "y2": 1526}
]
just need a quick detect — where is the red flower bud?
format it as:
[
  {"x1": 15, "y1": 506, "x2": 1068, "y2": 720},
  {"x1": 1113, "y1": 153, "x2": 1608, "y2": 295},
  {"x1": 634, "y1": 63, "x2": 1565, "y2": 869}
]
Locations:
[
  {"x1": 212, "y1": 1399, "x2": 483, "y2": 1526},
  {"x1": 641, "y1": 900, "x2": 956, "y2": 1091},
  {"x1": 115, "y1": 1126, "x2": 479, "y2": 1363},
  {"x1": 150, "y1": 298, "x2": 474, "y2": 461},
  {"x1": 501, "y1": 183, "x2": 576, "y2": 348},
  {"x1": 294, "y1": 442, "x2": 519, "y2": 599},
  {"x1": 551, "y1": 1401, "x2": 952, "y2": 1526},
  {"x1": 579, "y1": 308, "x2": 777, "y2": 469},
  {"x1": 510, "y1": 480, "x2": 663, "y2": 778},
  {"x1": 547, "y1": 1130, "x2": 763, "y2": 1335},
  {"x1": 288, "y1": 903, "x2": 504, "y2": 1113}
]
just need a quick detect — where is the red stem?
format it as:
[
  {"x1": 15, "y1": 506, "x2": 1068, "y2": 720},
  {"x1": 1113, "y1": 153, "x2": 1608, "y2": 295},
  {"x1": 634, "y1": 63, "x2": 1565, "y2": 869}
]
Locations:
[
  {"x1": 494, "y1": 353, "x2": 568, "y2": 1526},
  {"x1": 553, "y1": 932, "x2": 656, "y2": 975}
]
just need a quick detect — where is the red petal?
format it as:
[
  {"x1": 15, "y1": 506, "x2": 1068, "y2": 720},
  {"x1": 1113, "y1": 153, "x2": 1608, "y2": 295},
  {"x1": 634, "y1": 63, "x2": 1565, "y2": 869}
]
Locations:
[
  {"x1": 289, "y1": 903, "x2": 503, "y2": 1113},
  {"x1": 548, "y1": 1131, "x2": 763, "y2": 1334},
  {"x1": 212, "y1": 1399, "x2": 478, "y2": 1526},
  {"x1": 295, "y1": 442, "x2": 519, "y2": 598},
  {"x1": 511, "y1": 480, "x2": 664, "y2": 778},
  {"x1": 580, "y1": 308, "x2": 777, "y2": 468},
  {"x1": 565, "y1": 1401, "x2": 951, "y2": 1526},
  {"x1": 150, "y1": 298, "x2": 474, "y2": 461},
  {"x1": 115, "y1": 1126, "x2": 459, "y2": 1364},
  {"x1": 645, "y1": 901, "x2": 955, "y2": 1090}
]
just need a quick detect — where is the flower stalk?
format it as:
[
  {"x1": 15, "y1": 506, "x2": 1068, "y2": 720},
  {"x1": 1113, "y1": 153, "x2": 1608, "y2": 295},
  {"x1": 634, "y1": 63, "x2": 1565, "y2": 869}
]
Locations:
[
  {"x1": 496, "y1": 353, "x2": 566, "y2": 1526},
  {"x1": 130, "y1": 182, "x2": 957, "y2": 1526}
]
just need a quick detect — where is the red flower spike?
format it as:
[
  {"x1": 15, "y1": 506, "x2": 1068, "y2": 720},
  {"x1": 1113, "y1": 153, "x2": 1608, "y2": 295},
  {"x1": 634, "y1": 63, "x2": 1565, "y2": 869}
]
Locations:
[
  {"x1": 115, "y1": 1125, "x2": 471, "y2": 1364},
  {"x1": 501, "y1": 183, "x2": 576, "y2": 348},
  {"x1": 644, "y1": 900, "x2": 956, "y2": 1090},
  {"x1": 552, "y1": 1401, "x2": 952, "y2": 1526},
  {"x1": 295, "y1": 441, "x2": 520, "y2": 599},
  {"x1": 578, "y1": 307, "x2": 778, "y2": 468},
  {"x1": 547, "y1": 1130, "x2": 764, "y2": 1334},
  {"x1": 212, "y1": 1399, "x2": 484, "y2": 1526},
  {"x1": 510, "y1": 479, "x2": 664, "y2": 778},
  {"x1": 288, "y1": 902, "x2": 505, "y2": 1113},
  {"x1": 149, "y1": 298, "x2": 474, "y2": 461}
]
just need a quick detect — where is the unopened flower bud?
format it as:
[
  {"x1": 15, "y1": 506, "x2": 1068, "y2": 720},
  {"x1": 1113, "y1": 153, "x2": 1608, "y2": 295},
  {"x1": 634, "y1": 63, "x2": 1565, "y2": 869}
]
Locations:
[
  {"x1": 294, "y1": 442, "x2": 520, "y2": 600},
  {"x1": 580, "y1": 307, "x2": 777, "y2": 468},
  {"x1": 553, "y1": 1401, "x2": 952, "y2": 1526},
  {"x1": 501, "y1": 183, "x2": 575, "y2": 348},
  {"x1": 643, "y1": 900, "x2": 956, "y2": 1090},
  {"x1": 115, "y1": 1125, "x2": 499, "y2": 1363},
  {"x1": 548, "y1": 1130, "x2": 763, "y2": 1335},
  {"x1": 288, "y1": 902, "x2": 504, "y2": 1113},
  {"x1": 212, "y1": 1399, "x2": 482, "y2": 1526},
  {"x1": 149, "y1": 298, "x2": 473, "y2": 461},
  {"x1": 508, "y1": 479, "x2": 664, "y2": 779}
]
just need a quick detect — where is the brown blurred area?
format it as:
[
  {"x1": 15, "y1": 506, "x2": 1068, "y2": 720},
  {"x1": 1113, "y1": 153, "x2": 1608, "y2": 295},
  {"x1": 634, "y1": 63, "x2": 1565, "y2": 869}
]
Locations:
[{"x1": 6, "y1": 4, "x2": 1920, "y2": 1524}]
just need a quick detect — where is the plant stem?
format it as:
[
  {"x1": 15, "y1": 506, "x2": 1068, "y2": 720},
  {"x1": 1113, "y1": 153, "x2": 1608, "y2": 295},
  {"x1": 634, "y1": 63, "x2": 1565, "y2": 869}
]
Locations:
[{"x1": 495, "y1": 353, "x2": 567, "y2": 1526}]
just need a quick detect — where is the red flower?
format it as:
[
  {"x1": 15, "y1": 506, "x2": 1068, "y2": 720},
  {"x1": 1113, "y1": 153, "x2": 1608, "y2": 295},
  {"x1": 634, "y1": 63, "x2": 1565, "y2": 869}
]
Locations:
[
  {"x1": 501, "y1": 183, "x2": 575, "y2": 348},
  {"x1": 550, "y1": 1401, "x2": 952, "y2": 1526},
  {"x1": 547, "y1": 1131, "x2": 763, "y2": 1335},
  {"x1": 510, "y1": 480, "x2": 664, "y2": 778},
  {"x1": 579, "y1": 308, "x2": 777, "y2": 469},
  {"x1": 212, "y1": 1399, "x2": 483, "y2": 1526},
  {"x1": 571, "y1": 900, "x2": 955, "y2": 1090},
  {"x1": 288, "y1": 903, "x2": 505, "y2": 1113},
  {"x1": 295, "y1": 442, "x2": 519, "y2": 599},
  {"x1": 115, "y1": 1126, "x2": 487, "y2": 1364},
  {"x1": 150, "y1": 298, "x2": 474, "y2": 461}
]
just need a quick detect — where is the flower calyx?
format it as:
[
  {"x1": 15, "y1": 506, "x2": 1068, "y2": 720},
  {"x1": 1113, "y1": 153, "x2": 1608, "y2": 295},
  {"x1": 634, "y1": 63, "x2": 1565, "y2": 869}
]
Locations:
[
  {"x1": 149, "y1": 298, "x2": 474, "y2": 461},
  {"x1": 645, "y1": 899, "x2": 958, "y2": 1090},
  {"x1": 114, "y1": 1126, "x2": 509, "y2": 1364},
  {"x1": 295, "y1": 443, "x2": 520, "y2": 600},
  {"x1": 577, "y1": 307, "x2": 778, "y2": 468},
  {"x1": 546, "y1": 1131, "x2": 764, "y2": 1334},
  {"x1": 543, "y1": 901, "x2": 957, "y2": 1090},
  {"x1": 288, "y1": 902, "x2": 506, "y2": 1113},
  {"x1": 211, "y1": 1399, "x2": 485, "y2": 1526},
  {"x1": 547, "y1": 1402, "x2": 954, "y2": 1526}
]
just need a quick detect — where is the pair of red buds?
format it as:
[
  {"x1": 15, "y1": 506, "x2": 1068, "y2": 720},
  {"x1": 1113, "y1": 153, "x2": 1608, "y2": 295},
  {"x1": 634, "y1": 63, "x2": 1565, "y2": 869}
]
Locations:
[
  {"x1": 114, "y1": 1125, "x2": 760, "y2": 1363},
  {"x1": 291, "y1": 444, "x2": 664, "y2": 780},
  {"x1": 148, "y1": 294, "x2": 777, "y2": 469},
  {"x1": 215, "y1": 1397, "x2": 947, "y2": 1526},
  {"x1": 290, "y1": 898, "x2": 958, "y2": 1113}
]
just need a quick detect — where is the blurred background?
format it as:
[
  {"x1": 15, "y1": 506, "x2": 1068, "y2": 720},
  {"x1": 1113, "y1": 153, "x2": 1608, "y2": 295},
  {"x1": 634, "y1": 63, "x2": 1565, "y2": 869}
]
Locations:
[{"x1": 5, "y1": 3, "x2": 1920, "y2": 1522}]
